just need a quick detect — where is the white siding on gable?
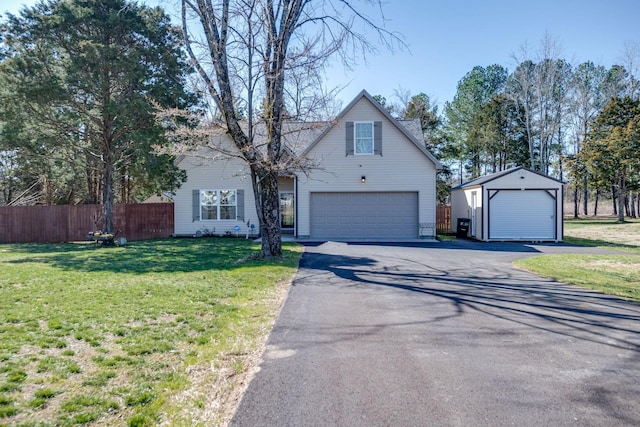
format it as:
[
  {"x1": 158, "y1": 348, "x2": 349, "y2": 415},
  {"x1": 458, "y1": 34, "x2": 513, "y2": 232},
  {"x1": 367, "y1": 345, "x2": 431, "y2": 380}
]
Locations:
[
  {"x1": 174, "y1": 144, "x2": 258, "y2": 237},
  {"x1": 297, "y1": 96, "x2": 438, "y2": 238},
  {"x1": 484, "y1": 168, "x2": 559, "y2": 190}
]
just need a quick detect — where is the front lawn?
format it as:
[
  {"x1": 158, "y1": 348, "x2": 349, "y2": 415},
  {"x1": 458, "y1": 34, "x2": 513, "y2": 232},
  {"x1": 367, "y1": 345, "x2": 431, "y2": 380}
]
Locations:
[
  {"x1": 514, "y1": 218, "x2": 640, "y2": 303},
  {"x1": 0, "y1": 238, "x2": 302, "y2": 426}
]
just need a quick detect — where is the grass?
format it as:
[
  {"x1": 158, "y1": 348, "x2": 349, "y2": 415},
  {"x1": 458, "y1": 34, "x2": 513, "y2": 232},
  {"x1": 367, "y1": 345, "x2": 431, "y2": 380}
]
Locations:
[
  {"x1": 563, "y1": 217, "x2": 640, "y2": 253},
  {"x1": 436, "y1": 230, "x2": 456, "y2": 241},
  {"x1": 0, "y1": 238, "x2": 302, "y2": 426},
  {"x1": 514, "y1": 217, "x2": 640, "y2": 303}
]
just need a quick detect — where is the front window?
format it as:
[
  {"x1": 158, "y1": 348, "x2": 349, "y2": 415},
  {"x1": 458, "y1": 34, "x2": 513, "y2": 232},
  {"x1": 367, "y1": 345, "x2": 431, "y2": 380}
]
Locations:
[
  {"x1": 355, "y1": 122, "x2": 373, "y2": 154},
  {"x1": 200, "y1": 190, "x2": 236, "y2": 220},
  {"x1": 200, "y1": 190, "x2": 218, "y2": 220},
  {"x1": 219, "y1": 190, "x2": 237, "y2": 220}
]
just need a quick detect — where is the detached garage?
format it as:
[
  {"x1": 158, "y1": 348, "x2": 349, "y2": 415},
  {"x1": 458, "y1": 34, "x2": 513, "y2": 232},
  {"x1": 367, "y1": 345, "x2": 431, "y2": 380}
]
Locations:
[{"x1": 450, "y1": 167, "x2": 564, "y2": 242}]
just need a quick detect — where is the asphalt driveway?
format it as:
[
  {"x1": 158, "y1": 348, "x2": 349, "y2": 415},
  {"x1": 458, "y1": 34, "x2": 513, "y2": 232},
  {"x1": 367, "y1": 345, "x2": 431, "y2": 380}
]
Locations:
[{"x1": 231, "y1": 240, "x2": 640, "y2": 426}]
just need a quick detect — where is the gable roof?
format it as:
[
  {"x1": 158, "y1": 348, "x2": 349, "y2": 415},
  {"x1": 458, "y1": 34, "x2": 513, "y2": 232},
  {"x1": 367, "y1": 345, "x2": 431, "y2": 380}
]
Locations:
[
  {"x1": 177, "y1": 90, "x2": 442, "y2": 168},
  {"x1": 301, "y1": 89, "x2": 442, "y2": 168},
  {"x1": 452, "y1": 166, "x2": 565, "y2": 190}
]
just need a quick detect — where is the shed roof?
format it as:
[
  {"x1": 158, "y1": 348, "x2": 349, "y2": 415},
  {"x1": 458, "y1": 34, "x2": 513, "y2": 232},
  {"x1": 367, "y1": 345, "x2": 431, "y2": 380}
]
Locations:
[{"x1": 452, "y1": 166, "x2": 564, "y2": 190}]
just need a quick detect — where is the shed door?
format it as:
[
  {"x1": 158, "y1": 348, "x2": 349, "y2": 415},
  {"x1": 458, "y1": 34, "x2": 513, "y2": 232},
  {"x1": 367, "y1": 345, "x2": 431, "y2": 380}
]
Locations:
[
  {"x1": 310, "y1": 192, "x2": 418, "y2": 239},
  {"x1": 488, "y1": 190, "x2": 556, "y2": 240}
]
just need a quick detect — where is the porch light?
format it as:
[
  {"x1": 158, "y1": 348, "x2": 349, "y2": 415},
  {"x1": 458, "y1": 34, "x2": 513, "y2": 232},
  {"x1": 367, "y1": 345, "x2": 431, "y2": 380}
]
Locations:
[{"x1": 361, "y1": 175, "x2": 366, "y2": 183}]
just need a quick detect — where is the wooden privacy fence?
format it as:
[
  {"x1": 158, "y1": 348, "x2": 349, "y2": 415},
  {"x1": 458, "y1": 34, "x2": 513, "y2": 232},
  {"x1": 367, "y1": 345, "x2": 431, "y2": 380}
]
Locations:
[
  {"x1": 436, "y1": 205, "x2": 451, "y2": 232},
  {"x1": 0, "y1": 203, "x2": 174, "y2": 243}
]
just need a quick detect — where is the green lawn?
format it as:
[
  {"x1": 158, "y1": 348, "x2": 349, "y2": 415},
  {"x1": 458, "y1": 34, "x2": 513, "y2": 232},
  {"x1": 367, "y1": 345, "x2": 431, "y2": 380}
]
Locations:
[
  {"x1": 0, "y1": 238, "x2": 302, "y2": 426},
  {"x1": 514, "y1": 218, "x2": 640, "y2": 303}
]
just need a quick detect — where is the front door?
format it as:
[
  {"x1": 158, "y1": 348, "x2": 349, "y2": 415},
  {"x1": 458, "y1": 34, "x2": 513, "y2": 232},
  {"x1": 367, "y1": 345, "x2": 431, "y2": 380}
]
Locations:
[{"x1": 280, "y1": 192, "x2": 294, "y2": 230}]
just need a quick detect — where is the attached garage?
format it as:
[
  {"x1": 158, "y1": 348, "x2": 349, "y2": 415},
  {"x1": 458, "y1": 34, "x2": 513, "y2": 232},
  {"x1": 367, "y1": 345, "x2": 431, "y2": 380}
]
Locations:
[
  {"x1": 450, "y1": 167, "x2": 564, "y2": 242},
  {"x1": 310, "y1": 192, "x2": 418, "y2": 240}
]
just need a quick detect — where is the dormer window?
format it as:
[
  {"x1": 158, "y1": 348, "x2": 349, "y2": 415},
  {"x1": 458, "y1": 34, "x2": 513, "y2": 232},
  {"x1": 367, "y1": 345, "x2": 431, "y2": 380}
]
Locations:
[{"x1": 355, "y1": 122, "x2": 374, "y2": 155}]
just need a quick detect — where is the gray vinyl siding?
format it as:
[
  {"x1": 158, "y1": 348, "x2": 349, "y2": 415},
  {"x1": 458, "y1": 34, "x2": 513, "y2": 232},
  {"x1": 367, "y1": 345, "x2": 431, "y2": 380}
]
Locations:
[
  {"x1": 174, "y1": 145, "x2": 258, "y2": 236},
  {"x1": 297, "y1": 97, "x2": 437, "y2": 238}
]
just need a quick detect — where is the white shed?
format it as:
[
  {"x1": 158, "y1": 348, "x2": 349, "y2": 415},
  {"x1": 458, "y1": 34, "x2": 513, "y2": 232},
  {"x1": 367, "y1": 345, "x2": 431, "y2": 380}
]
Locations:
[{"x1": 450, "y1": 167, "x2": 564, "y2": 242}]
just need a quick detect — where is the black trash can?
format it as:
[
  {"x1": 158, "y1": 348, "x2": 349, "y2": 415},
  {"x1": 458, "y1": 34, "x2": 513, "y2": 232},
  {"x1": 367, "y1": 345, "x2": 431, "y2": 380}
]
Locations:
[{"x1": 456, "y1": 218, "x2": 470, "y2": 238}]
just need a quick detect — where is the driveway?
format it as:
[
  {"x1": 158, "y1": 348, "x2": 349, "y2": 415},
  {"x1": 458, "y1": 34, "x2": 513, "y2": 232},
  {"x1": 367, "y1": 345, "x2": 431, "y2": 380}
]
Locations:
[{"x1": 231, "y1": 241, "x2": 640, "y2": 426}]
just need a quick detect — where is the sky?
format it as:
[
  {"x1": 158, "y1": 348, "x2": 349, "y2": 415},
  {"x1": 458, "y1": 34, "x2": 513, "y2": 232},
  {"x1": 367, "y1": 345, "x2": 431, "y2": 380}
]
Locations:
[{"x1": 1, "y1": 0, "x2": 638, "y2": 109}]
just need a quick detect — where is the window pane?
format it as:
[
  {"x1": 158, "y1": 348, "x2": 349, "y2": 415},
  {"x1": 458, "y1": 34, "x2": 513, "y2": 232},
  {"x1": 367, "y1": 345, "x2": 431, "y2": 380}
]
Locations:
[
  {"x1": 220, "y1": 190, "x2": 236, "y2": 205},
  {"x1": 201, "y1": 205, "x2": 218, "y2": 220},
  {"x1": 356, "y1": 139, "x2": 373, "y2": 154},
  {"x1": 200, "y1": 190, "x2": 218, "y2": 220},
  {"x1": 355, "y1": 123, "x2": 372, "y2": 138},
  {"x1": 355, "y1": 123, "x2": 373, "y2": 154},
  {"x1": 220, "y1": 206, "x2": 236, "y2": 220},
  {"x1": 200, "y1": 190, "x2": 217, "y2": 205}
]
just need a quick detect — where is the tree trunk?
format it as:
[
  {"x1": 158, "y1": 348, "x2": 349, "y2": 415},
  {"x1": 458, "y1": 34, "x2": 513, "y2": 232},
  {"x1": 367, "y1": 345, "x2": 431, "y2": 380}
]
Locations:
[
  {"x1": 630, "y1": 193, "x2": 637, "y2": 218},
  {"x1": 617, "y1": 177, "x2": 625, "y2": 222},
  {"x1": 86, "y1": 151, "x2": 98, "y2": 204},
  {"x1": 251, "y1": 169, "x2": 282, "y2": 259},
  {"x1": 624, "y1": 196, "x2": 630, "y2": 217},
  {"x1": 612, "y1": 185, "x2": 618, "y2": 216},
  {"x1": 573, "y1": 188, "x2": 579, "y2": 218},
  {"x1": 582, "y1": 175, "x2": 588, "y2": 215},
  {"x1": 593, "y1": 189, "x2": 599, "y2": 216},
  {"x1": 103, "y1": 156, "x2": 114, "y2": 233}
]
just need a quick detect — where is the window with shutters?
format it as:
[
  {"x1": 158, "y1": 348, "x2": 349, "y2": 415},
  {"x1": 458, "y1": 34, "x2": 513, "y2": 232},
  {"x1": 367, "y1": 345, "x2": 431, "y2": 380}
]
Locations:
[
  {"x1": 354, "y1": 122, "x2": 374, "y2": 155},
  {"x1": 346, "y1": 121, "x2": 382, "y2": 156},
  {"x1": 200, "y1": 189, "x2": 236, "y2": 220}
]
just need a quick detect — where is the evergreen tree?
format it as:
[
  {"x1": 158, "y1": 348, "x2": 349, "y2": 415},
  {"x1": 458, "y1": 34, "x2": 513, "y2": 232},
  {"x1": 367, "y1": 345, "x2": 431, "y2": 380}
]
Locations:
[{"x1": 0, "y1": 0, "x2": 195, "y2": 230}]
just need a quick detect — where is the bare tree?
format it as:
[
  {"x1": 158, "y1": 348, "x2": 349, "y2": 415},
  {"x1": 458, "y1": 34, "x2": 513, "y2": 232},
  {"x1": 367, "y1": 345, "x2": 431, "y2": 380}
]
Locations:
[
  {"x1": 179, "y1": 0, "x2": 403, "y2": 258},
  {"x1": 509, "y1": 33, "x2": 570, "y2": 175},
  {"x1": 621, "y1": 40, "x2": 640, "y2": 100},
  {"x1": 568, "y1": 61, "x2": 606, "y2": 217}
]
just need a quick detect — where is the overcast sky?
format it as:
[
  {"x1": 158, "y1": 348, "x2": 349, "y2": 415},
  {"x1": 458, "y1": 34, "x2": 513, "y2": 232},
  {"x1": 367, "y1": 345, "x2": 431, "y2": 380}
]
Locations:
[{"x1": 2, "y1": 0, "x2": 638, "y2": 109}]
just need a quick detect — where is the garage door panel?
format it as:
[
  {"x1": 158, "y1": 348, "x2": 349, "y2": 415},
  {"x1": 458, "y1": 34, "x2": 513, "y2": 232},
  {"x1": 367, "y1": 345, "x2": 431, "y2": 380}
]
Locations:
[
  {"x1": 489, "y1": 190, "x2": 555, "y2": 240},
  {"x1": 310, "y1": 192, "x2": 418, "y2": 239}
]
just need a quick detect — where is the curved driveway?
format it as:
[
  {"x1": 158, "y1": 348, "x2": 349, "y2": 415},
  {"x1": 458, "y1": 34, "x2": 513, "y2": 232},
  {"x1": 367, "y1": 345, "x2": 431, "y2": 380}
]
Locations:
[{"x1": 231, "y1": 241, "x2": 640, "y2": 426}]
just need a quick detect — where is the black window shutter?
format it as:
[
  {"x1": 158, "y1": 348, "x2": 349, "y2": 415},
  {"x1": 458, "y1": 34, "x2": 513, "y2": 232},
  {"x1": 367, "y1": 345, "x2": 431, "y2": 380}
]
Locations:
[
  {"x1": 345, "y1": 121, "x2": 354, "y2": 156},
  {"x1": 374, "y1": 121, "x2": 382, "y2": 155},
  {"x1": 236, "y1": 189, "x2": 244, "y2": 221},
  {"x1": 192, "y1": 190, "x2": 200, "y2": 222}
]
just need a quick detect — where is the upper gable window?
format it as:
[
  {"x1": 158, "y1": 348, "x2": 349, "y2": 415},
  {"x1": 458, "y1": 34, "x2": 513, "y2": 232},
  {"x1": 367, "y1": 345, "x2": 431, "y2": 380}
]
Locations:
[
  {"x1": 354, "y1": 122, "x2": 374, "y2": 155},
  {"x1": 345, "y1": 121, "x2": 382, "y2": 156}
]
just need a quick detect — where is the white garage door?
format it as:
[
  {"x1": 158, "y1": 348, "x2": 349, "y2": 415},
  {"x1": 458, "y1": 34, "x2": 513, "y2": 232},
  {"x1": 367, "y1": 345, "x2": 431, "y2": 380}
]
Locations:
[
  {"x1": 489, "y1": 190, "x2": 556, "y2": 240},
  {"x1": 310, "y1": 192, "x2": 418, "y2": 239}
]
